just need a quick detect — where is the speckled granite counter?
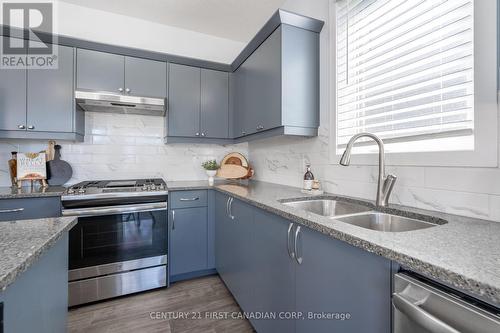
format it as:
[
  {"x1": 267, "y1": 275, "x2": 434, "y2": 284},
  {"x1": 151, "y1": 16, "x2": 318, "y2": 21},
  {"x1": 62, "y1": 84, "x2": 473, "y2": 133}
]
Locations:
[
  {"x1": 168, "y1": 180, "x2": 500, "y2": 307},
  {"x1": 0, "y1": 216, "x2": 77, "y2": 290},
  {"x1": 0, "y1": 186, "x2": 66, "y2": 199}
]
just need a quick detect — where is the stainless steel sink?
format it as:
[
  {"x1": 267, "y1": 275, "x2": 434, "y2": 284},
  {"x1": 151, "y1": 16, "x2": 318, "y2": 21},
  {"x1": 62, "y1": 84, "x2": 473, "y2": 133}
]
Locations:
[
  {"x1": 336, "y1": 212, "x2": 438, "y2": 232},
  {"x1": 282, "y1": 199, "x2": 372, "y2": 217}
]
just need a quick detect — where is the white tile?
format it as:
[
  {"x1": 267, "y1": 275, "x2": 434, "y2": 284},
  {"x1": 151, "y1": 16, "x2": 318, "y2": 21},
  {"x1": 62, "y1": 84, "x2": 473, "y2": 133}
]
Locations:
[
  {"x1": 488, "y1": 196, "x2": 500, "y2": 222},
  {"x1": 0, "y1": 113, "x2": 249, "y2": 186},
  {"x1": 425, "y1": 167, "x2": 500, "y2": 195},
  {"x1": 400, "y1": 187, "x2": 490, "y2": 219}
]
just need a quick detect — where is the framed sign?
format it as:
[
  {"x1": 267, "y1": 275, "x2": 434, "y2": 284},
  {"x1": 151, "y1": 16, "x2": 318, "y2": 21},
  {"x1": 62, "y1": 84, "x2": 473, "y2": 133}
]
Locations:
[{"x1": 17, "y1": 153, "x2": 47, "y2": 181}]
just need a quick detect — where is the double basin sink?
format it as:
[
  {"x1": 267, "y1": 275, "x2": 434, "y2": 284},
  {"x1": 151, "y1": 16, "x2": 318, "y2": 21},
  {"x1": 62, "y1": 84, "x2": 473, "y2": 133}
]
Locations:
[{"x1": 282, "y1": 199, "x2": 442, "y2": 232}]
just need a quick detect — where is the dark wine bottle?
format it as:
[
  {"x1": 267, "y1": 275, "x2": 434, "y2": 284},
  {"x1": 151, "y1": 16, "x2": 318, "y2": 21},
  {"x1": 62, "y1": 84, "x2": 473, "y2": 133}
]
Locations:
[{"x1": 303, "y1": 164, "x2": 314, "y2": 190}]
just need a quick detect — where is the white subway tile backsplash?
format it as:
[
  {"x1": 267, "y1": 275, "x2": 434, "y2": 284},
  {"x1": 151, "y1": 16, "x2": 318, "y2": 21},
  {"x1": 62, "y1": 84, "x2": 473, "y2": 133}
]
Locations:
[{"x1": 0, "y1": 112, "x2": 248, "y2": 186}]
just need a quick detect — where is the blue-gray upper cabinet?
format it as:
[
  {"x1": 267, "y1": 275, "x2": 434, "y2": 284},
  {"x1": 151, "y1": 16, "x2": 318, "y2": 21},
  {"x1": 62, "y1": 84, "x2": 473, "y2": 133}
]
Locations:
[
  {"x1": 294, "y1": 226, "x2": 391, "y2": 333},
  {"x1": 125, "y1": 57, "x2": 167, "y2": 98},
  {"x1": 76, "y1": 49, "x2": 167, "y2": 98},
  {"x1": 168, "y1": 63, "x2": 201, "y2": 137},
  {"x1": 0, "y1": 38, "x2": 26, "y2": 132},
  {"x1": 235, "y1": 26, "x2": 281, "y2": 137},
  {"x1": 76, "y1": 49, "x2": 124, "y2": 93},
  {"x1": 167, "y1": 64, "x2": 230, "y2": 140},
  {"x1": 232, "y1": 24, "x2": 320, "y2": 140},
  {"x1": 169, "y1": 206, "x2": 208, "y2": 278},
  {"x1": 201, "y1": 69, "x2": 229, "y2": 138},
  {"x1": 0, "y1": 39, "x2": 84, "y2": 141},
  {"x1": 27, "y1": 44, "x2": 75, "y2": 133}
]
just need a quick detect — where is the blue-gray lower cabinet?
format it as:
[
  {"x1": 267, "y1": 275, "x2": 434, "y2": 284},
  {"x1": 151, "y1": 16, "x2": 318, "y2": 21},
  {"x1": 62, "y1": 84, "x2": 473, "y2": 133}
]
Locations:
[
  {"x1": 252, "y1": 209, "x2": 296, "y2": 333},
  {"x1": 215, "y1": 193, "x2": 255, "y2": 312},
  {"x1": 0, "y1": 197, "x2": 61, "y2": 222},
  {"x1": 169, "y1": 207, "x2": 208, "y2": 279},
  {"x1": 215, "y1": 193, "x2": 392, "y2": 333},
  {"x1": 0, "y1": 234, "x2": 69, "y2": 333},
  {"x1": 294, "y1": 225, "x2": 392, "y2": 333},
  {"x1": 169, "y1": 190, "x2": 215, "y2": 282}
]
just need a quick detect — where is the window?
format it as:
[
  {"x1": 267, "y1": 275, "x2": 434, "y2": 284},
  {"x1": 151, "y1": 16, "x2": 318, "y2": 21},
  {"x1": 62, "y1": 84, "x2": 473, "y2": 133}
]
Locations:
[{"x1": 331, "y1": 0, "x2": 498, "y2": 167}]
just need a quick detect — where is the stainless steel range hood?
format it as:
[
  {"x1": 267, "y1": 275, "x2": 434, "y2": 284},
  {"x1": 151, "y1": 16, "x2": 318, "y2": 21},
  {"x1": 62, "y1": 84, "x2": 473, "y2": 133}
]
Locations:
[{"x1": 75, "y1": 90, "x2": 166, "y2": 116}]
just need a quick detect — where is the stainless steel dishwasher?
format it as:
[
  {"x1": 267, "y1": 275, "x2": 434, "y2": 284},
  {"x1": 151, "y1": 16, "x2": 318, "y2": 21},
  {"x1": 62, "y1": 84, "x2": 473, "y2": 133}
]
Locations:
[{"x1": 393, "y1": 273, "x2": 500, "y2": 333}]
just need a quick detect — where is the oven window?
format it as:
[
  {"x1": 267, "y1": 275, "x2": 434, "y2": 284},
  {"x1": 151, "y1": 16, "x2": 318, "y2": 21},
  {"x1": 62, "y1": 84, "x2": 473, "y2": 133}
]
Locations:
[{"x1": 69, "y1": 210, "x2": 167, "y2": 269}]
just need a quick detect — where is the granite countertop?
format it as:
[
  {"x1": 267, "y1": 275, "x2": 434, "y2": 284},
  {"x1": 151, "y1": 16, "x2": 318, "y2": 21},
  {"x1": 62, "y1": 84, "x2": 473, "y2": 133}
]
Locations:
[
  {"x1": 167, "y1": 180, "x2": 500, "y2": 307},
  {"x1": 0, "y1": 216, "x2": 77, "y2": 291},
  {"x1": 0, "y1": 186, "x2": 66, "y2": 199}
]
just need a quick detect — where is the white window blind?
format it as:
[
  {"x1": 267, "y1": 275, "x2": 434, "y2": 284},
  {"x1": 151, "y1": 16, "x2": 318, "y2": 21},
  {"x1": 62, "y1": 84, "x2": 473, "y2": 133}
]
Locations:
[{"x1": 335, "y1": 0, "x2": 474, "y2": 151}]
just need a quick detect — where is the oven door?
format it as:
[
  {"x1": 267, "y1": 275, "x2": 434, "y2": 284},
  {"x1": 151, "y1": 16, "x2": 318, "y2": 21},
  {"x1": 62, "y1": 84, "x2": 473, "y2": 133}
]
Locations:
[{"x1": 68, "y1": 203, "x2": 167, "y2": 274}]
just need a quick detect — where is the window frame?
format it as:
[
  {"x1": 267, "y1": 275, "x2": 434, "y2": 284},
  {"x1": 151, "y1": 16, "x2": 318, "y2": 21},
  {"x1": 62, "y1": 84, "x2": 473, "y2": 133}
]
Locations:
[{"x1": 329, "y1": 0, "x2": 498, "y2": 167}]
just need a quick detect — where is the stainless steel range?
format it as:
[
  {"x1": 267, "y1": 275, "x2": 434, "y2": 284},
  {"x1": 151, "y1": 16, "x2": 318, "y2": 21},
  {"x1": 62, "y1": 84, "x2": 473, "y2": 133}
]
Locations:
[{"x1": 62, "y1": 179, "x2": 168, "y2": 307}]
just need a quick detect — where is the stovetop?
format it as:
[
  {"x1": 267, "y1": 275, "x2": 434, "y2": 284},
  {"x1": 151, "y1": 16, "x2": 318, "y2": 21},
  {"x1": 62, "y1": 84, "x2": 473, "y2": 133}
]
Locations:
[{"x1": 63, "y1": 178, "x2": 167, "y2": 199}]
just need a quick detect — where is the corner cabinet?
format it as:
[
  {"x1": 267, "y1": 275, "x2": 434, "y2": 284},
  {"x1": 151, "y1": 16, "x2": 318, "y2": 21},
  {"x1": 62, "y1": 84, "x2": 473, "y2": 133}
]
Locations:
[
  {"x1": 166, "y1": 63, "x2": 230, "y2": 142},
  {"x1": 0, "y1": 39, "x2": 84, "y2": 141},
  {"x1": 232, "y1": 24, "x2": 320, "y2": 141},
  {"x1": 215, "y1": 192, "x2": 391, "y2": 333}
]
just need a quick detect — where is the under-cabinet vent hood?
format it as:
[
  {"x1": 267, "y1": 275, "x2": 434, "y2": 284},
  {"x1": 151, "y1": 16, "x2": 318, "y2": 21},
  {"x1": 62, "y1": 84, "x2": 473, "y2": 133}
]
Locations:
[{"x1": 75, "y1": 90, "x2": 166, "y2": 116}]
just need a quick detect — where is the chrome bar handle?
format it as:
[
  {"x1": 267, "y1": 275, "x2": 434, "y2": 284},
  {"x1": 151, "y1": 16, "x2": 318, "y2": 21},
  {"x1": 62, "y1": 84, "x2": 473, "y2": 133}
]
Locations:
[
  {"x1": 392, "y1": 293, "x2": 460, "y2": 333},
  {"x1": 171, "y1": 210, "x2": 175, "y2": 230},
  {"x1": 179, "y1": 197, "x2": 200, "y2": 201},
  {"x1": 294, "y1": 226, "x2": 302, "y2": 264},
  {"x1": 62, "y1": 202, "x2": 167, "y2": 217},
  {"x1": 287, "y1": 223, "x2": 295, "y2": 259},
  {"x1": 0, "y1": 208, "x2": 25, "y2": 213},
  {"x1": 226, "y1": 197, "x2": 230, "y2": 217},
  {"x1": 228, "y1": 197, "x2": 235, "y2": 220}
]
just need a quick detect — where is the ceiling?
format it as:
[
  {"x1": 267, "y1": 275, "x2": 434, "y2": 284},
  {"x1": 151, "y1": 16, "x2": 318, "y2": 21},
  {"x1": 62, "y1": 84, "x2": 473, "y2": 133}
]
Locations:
[{"x1": 59, "y1": 0, "x2": 287, "y2": 42}]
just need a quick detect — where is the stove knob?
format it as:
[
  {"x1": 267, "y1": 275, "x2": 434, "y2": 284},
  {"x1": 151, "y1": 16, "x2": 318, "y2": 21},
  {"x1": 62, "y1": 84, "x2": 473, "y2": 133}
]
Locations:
[
  {"x1": 78, "y1": 188, "x2": 86, "y2": 194},
  {"x1": 150, "y1": 185, "x2": 156, "y2": 191},
  {"x1": 142, "y1": 185, "x2": 148, "y2": 191},
  {"x1": 67, "y1": 188, "x2": 75, "y2": 194},
  {"x1": 159, "y1": 184, "x2": 165, "y2": 190}
]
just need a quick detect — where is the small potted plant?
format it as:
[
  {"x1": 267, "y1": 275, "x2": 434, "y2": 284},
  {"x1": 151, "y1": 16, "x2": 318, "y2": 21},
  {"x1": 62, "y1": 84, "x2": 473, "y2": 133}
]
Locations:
[{"x1": 202, "y1": 160, "x2": 219, "y2": 185}]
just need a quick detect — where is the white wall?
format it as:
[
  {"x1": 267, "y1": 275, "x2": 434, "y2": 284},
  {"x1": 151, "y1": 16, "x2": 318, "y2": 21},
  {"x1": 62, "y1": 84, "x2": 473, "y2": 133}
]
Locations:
[
  {"x1": 248, "y1": 0, "x2": 500, "y2": 222},
  {"x1": 0, "y1": 112, "x2": 248, "y2": 186},
  {"x1": 1, "y1": 1, "x2": 245, "y2": 63}
]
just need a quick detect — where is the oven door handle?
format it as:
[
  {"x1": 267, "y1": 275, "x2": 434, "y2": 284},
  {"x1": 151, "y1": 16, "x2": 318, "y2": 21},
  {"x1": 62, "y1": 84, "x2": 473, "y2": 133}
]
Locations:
[{"x1": 62, "y1": 202, "x2": 168, "y2": 217}]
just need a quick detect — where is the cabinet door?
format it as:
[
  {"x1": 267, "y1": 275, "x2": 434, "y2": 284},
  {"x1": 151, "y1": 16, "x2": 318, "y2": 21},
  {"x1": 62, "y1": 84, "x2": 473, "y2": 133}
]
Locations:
[
  {"x1": 170, "y1": 207, "x2": 208, "y2": 277},
  {"x1": 227, "y1": 198, "x2": 255, "y2": 312},
  {"x1": 232, "y1": 66, "x2": 246, "y2": 137},
  {"x1": 295, "y1": 226, "x2": 391, "y2": 333},
  {"x1": 200, "y1": 69, "x2": 229, "y2": 138},
  {"x1": 27, "y1": 44, "x2": 74, "y2": 133},
  {"x1": 0, "y1": 37, "x2": 26, "y2": 131},
  {"x1": 125, "y1": 57, "x2": 167, "y2": 98},
  {"x1": 215, "y1": 193, "x2": 231, "y2": 280},
  {"x1": 168, "y1": 63, "x2": 200, "y2": 137},
  {"x1": 252, "y1": 210, "x2": 296, "y2": 333},
  {"x1": 76, "y1": 49, "x2": 124, "y2": 93},
  {"x1": 240, "y1": 26, "x2": 282, "y2": 135}
]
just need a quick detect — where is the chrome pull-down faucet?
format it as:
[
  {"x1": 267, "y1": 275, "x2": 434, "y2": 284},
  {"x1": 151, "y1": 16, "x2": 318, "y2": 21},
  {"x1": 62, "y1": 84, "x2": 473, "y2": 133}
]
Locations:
[{"x1": 339, "y1": 133, "x2": 397, "y2": 207}]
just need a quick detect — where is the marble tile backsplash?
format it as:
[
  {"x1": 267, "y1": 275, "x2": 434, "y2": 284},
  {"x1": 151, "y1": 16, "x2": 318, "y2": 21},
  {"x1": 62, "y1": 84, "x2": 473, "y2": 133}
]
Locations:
[
  {"x1": 0, "y1": 112, "x2": 248, "y2": 186},
  {"x1": 248, "y1": 131, "x2": 500, "y2": 222}
]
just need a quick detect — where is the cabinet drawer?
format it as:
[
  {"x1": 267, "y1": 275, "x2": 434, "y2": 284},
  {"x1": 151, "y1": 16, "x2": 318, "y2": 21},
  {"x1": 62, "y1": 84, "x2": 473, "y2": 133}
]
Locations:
[
  {"x1": 170, "y1": 190, "x2": 207, "y2": 209},
  {"x1": 0, "y1": 197, "x2": 61, "y2": 221}
]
